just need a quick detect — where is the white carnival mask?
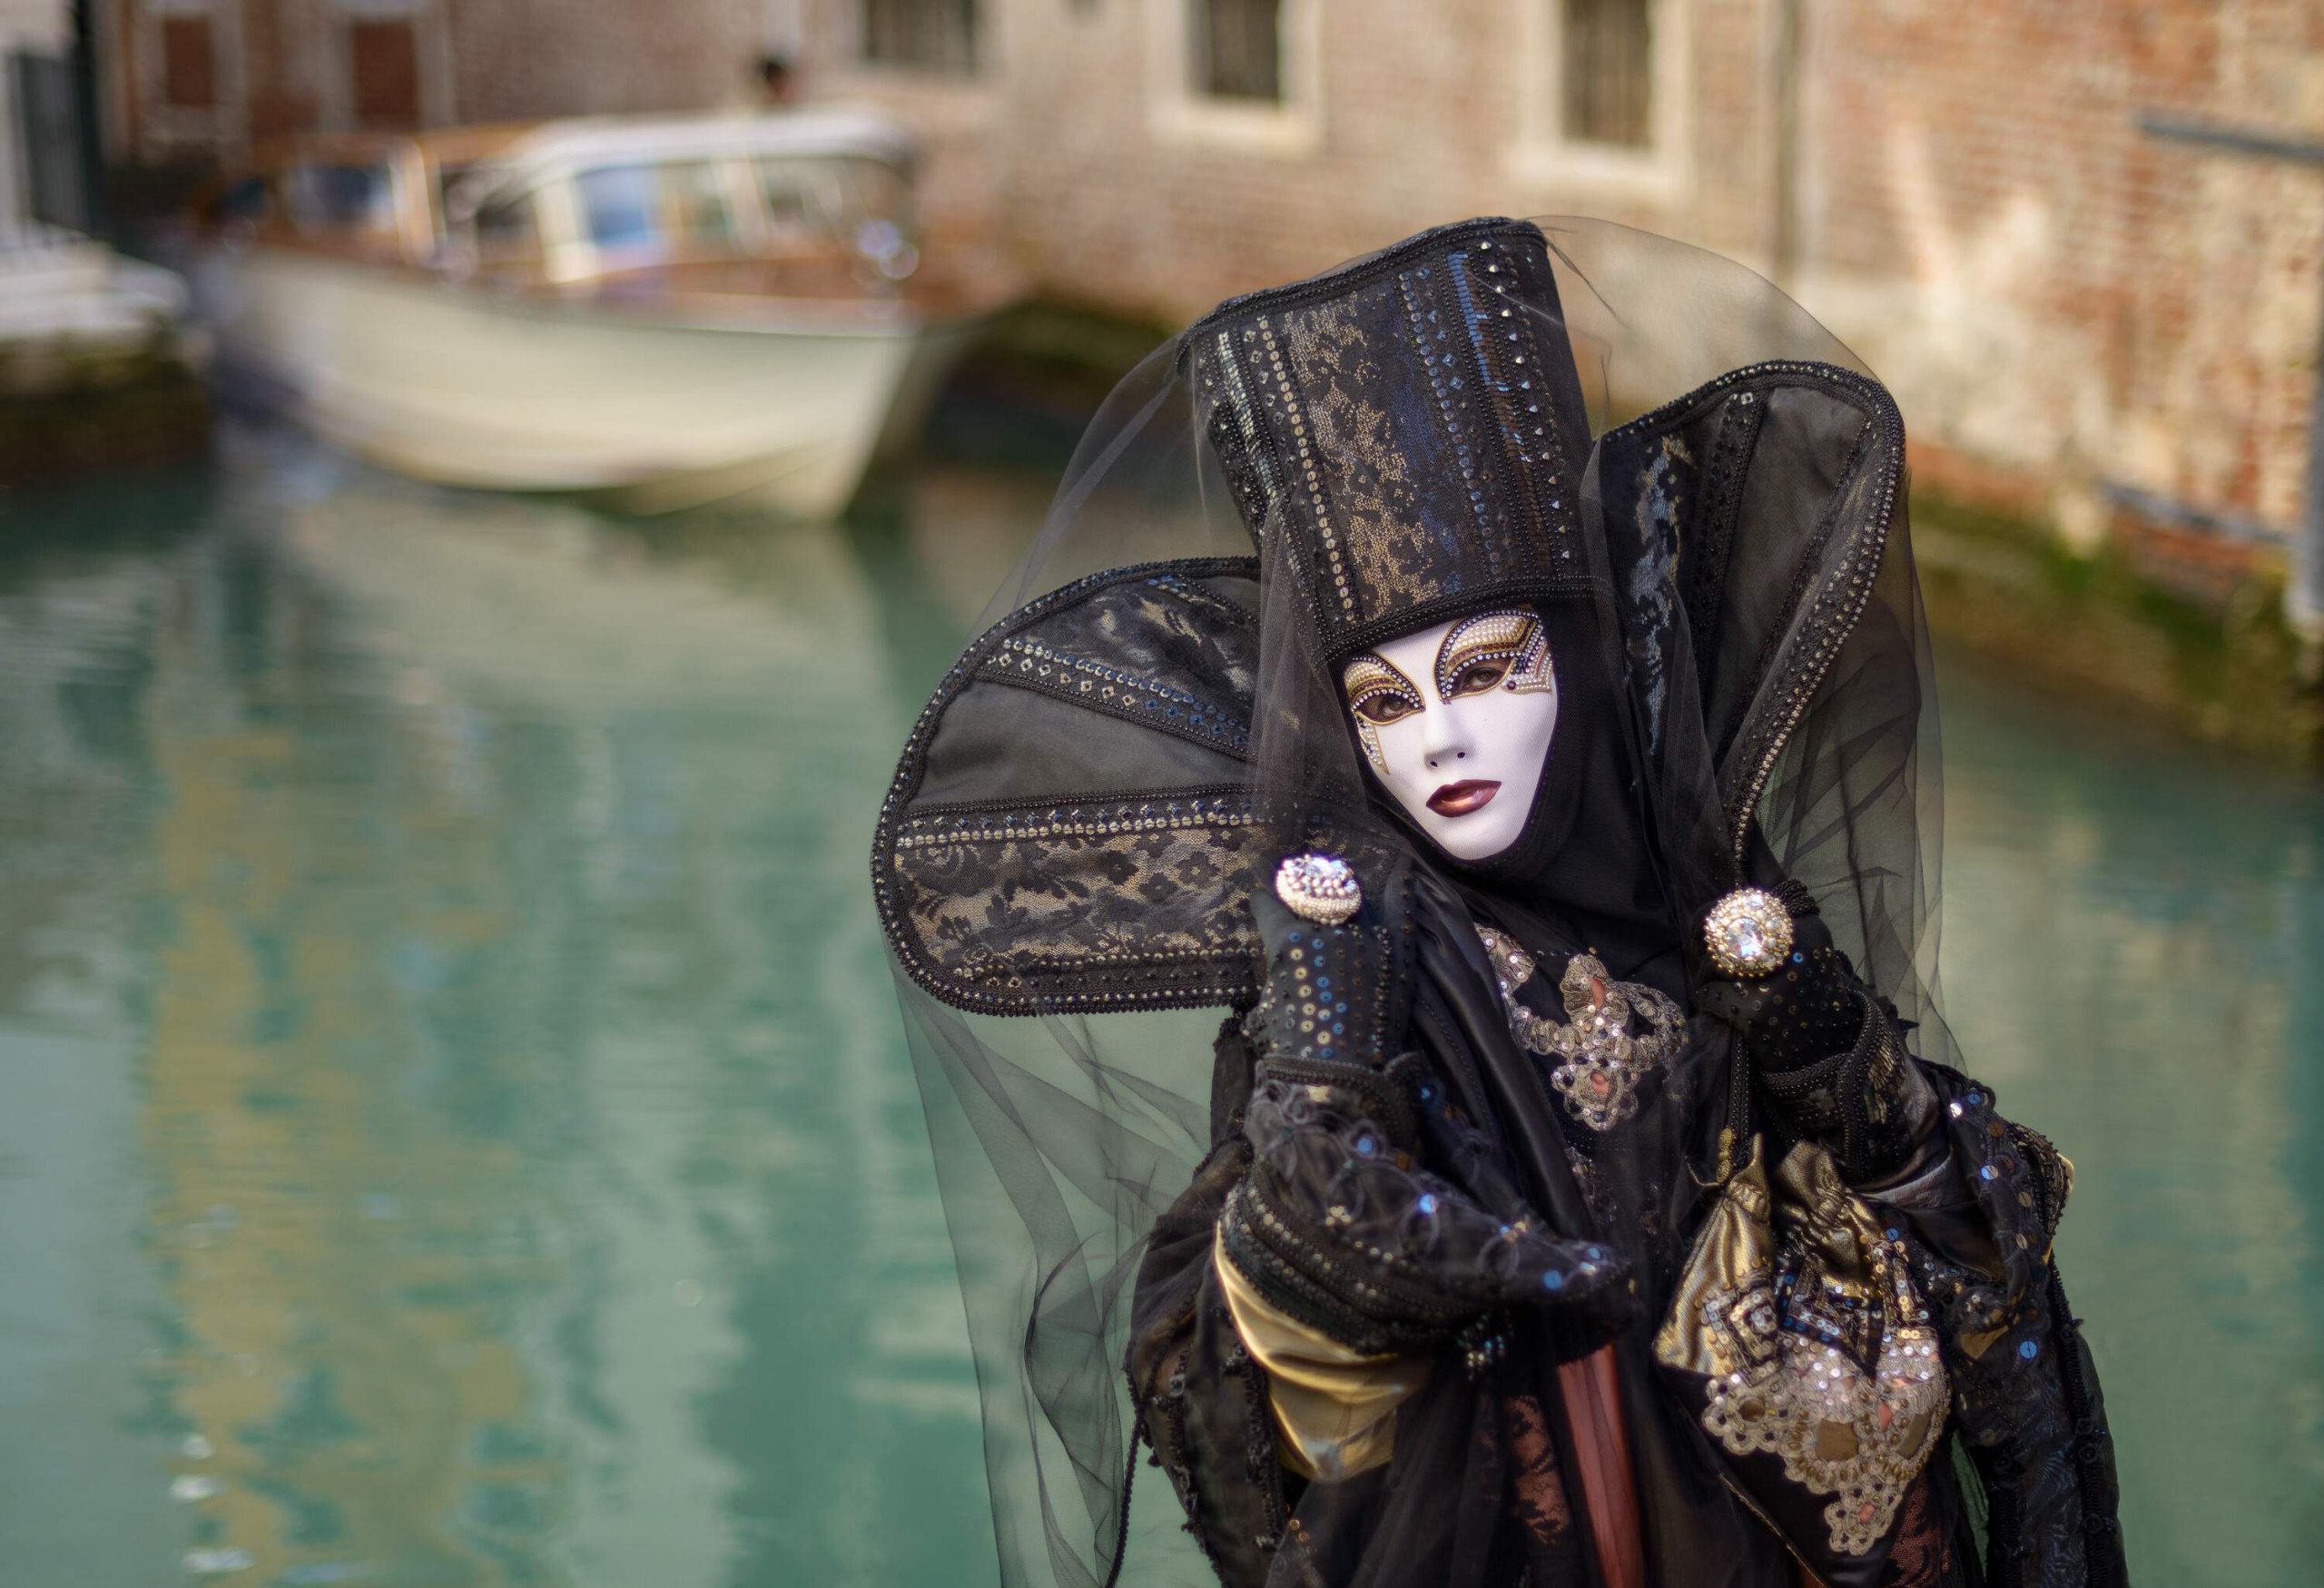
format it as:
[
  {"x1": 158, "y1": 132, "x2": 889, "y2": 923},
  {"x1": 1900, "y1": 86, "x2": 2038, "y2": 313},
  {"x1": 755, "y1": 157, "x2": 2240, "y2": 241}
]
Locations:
[{"x1": 1340, "y1": 610, "x2": 1559, "y2": 862}]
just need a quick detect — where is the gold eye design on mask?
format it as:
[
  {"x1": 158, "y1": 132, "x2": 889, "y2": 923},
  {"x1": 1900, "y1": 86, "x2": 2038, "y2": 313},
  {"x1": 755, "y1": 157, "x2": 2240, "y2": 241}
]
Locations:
[
  {"x1": 1341, "y1": 653, "x2": 1423, "y2": 775},
  {"x1": 1435, "y1": 610, "x2": 1554, "y2": 702}
]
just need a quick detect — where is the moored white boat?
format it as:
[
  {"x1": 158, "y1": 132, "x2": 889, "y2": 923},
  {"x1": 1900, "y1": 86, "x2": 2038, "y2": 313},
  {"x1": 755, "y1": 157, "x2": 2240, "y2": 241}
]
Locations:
[{"x1": 194, "y1": 109, "x2": 1012, "y2": 517}]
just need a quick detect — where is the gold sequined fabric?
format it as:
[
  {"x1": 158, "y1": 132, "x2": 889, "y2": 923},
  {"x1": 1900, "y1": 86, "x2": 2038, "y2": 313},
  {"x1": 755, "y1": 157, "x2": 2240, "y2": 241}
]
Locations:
[
  {"x1": 1653, "y1": 1139, "x2": 1949, "y2": 1561},
  {"x1": 1473, "y1": 926, "x2": 1684, "y2": 1132}
]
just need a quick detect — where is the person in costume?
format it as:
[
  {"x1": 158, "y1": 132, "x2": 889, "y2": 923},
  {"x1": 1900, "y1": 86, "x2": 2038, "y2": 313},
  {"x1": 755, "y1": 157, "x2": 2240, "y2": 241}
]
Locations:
[{"x1": 873, "y1": 218, "x2": 2122, "y2": 1588}]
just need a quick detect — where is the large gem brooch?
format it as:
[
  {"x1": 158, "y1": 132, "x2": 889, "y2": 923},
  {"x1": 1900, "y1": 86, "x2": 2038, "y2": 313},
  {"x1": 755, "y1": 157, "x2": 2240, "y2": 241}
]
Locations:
[
  {"x1": 1703, "y1": 888, "x2": 1795, "y2": 979},
  {"x1": 1275, "y1": 853, "x2": 1362, "y2": 925}
]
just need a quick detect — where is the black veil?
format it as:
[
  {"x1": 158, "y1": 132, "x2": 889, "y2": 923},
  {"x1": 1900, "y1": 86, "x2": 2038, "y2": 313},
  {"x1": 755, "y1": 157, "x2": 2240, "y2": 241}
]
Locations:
[{"x1": 871, "y1": 218, "x2": 1944, "y2": 1588}]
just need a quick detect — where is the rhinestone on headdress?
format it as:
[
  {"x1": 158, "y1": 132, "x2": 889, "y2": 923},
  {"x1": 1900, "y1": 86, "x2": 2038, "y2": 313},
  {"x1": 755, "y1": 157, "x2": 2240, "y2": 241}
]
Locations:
[
  {"x1": 1274, "y1": 853, "x2": 1362, "y2": 925},
  {"x1": 1703, "y1": 888, "x2": 1795, "y2": 978}
]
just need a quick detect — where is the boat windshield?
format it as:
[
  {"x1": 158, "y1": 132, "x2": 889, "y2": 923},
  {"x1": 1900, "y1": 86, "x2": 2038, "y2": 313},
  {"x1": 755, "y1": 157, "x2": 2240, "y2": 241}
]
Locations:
[
  {"x1": 438, "y1": 132, "x2": 927, "y2": 285},
  {"x1": 757, "y1": 154, "x2": 909, "y2": 240},
  {"x1": 471, "y1": 192, "x2": 540, "y2": 268},
  {"x1": 575, "y1": 161, "x2": 737, "y2": 257},
  {"x1": 281, "y1": 162, "x2": 399, "y2": 242},
  {"x1": 433, "y1": 160, "x2": 478, "y2": 232}
]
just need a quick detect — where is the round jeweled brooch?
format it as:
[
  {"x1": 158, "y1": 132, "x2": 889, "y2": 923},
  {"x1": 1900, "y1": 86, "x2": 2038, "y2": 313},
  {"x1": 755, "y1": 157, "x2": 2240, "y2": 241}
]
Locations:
[
  {"x1": 1274, "y1": 853, "x2": 1362, "y2": 925},
  {"x1": 1702, "y1": 887, "x2": 1794, "y2": 978}
]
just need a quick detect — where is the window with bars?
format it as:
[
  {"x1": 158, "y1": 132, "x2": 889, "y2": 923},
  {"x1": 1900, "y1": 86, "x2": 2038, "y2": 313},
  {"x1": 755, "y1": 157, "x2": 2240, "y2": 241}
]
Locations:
[
  {"x1": 1560, "y1": 0, "x2": 1653, "y2": 149},
  {"x1": 861, "y1": 0, "x2": 978, "y2": 74},
  {"x1": 1191, "y1": 0, "x2": 1281, "y2": 101}
]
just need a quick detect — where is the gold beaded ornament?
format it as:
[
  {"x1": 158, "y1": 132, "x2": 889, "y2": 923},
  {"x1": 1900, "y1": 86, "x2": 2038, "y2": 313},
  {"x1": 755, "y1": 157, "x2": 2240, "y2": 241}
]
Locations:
[{"x1": 1274, "y1": 853, "x2": 1363, "y2": 925}]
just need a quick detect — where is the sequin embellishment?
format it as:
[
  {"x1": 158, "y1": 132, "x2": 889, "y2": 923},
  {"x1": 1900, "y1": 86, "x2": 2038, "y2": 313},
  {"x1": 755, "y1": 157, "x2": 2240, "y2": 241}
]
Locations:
[
  {"x1": 1435, "y1": 609, "x2": 1554, "y2": 701},
  {"x1": 1340, "y1": 652, "x2": 1423, "y2": 776},
  {"x1": 1275, "y1": 853, "x2": 1363, "y2": 925},
  {"x1": 1704, "y1": 886, "x2": 1795, "y2": 978},
  {"x1": 1689, "y1": 1229, "x2": 1949, "y2": 1555},
  {"x1": 1474, "y1": 926, "x2": 1683, "y2": 1131}
]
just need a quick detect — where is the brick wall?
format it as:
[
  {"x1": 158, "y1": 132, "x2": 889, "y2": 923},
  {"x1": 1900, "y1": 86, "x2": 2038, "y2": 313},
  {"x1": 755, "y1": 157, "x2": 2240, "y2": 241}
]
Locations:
[
  {"x1": 802, "y1": 0, "x2": 2324, "y2": 557},
  {"x1": 448, "y1": 0, "x2": 764, "y2": 123},
  {"x1": 109, "y1": 0, "x2": 771, "y2": 156},
  {"x1": 98, "y1": 0, "x2": 2324, "y2": 557},
  {"x1": 810, "y1": 0, "x2": 1786, "y2": 318},
  {"x1": 1797, "y1": 0, "x2": 2324, "y2": 543}
]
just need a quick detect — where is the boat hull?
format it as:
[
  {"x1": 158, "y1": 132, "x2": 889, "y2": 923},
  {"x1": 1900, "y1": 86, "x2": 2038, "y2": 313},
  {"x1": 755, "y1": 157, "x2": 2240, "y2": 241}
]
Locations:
[{"x1": 194, "y1": 245, "x2": 940, "y2": 517}]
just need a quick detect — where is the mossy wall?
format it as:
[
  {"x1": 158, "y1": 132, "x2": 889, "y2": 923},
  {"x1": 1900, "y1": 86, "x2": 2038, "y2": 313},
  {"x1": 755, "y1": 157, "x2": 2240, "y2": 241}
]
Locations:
[
  {"x1": 0, "y1": 341, "x2": 210, "y2": 488},
  {"x1": 930, "y1": 298, "x2": 2324, "y2": 770},
  {"x1": 1914, "y1": 492, "x2": 2323, "y2": 766}
]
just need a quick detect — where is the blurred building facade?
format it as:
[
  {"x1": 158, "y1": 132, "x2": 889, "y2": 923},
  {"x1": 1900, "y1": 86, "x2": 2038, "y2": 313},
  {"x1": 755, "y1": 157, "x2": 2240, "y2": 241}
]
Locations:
[
  {"x1": 93, "y1": 0, "x2": 774, "y2": 154},
  {"x1": 2, "y1": 0, "x2": 204, "y2": 485},
  {"x1": 795, "y1": 0, "x2": 2324, "y2": 606},
  {"x1": 1, "y1": 0, "x2": 78, "y2": 235},
  {"x1": 83, "y1": 0, "x2": 2324, "y2": 612}
]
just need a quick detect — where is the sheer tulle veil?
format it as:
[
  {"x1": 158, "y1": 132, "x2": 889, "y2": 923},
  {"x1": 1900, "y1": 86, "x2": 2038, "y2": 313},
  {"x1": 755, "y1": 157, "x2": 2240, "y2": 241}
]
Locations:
[{"x1": 871, "y1": 217, "x2": 1947, "y2": 1588}]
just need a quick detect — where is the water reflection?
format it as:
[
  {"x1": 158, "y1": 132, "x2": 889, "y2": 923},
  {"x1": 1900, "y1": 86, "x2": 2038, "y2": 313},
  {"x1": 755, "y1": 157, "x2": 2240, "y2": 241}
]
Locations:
[
  {"x1": 1936, "y1": 659, "x2": 2324, "y2": 1583},
  {"x1": 0, "y1": 441, "x2": 2316, "y2": 1585},
  {"x1": 0, "y1": 449, "x2": 1033, "y2": 1587}
]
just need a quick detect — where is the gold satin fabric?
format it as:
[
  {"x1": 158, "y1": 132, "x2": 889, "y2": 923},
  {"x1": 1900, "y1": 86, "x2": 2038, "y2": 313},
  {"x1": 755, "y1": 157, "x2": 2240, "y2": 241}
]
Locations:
[
  {"x1": 1214, "y1": 1238, "x2": 1654, "y2": 1583},
  {"x1": 1657, "y1": 1140, "x2": 1905, "y2": 1375},
  {"x1": 1776, "y1": 1140, "x2": 1896, "y2": 1307},
  {"x1": 1212, "y1": 1229, "x2": 1430, "y2": 1482},
  {"x1": 1658, "y1": 1144, "x2": 1777, "y2": 1374},
  {"x1": 1652, "y1": 1137, "x2": 1950, "y2": 1561}
]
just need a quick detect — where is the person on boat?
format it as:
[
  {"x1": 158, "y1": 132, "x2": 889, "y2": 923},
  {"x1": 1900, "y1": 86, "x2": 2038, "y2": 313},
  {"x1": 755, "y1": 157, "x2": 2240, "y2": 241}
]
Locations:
[
  {"x1": 755, "y1": 54, "x2": 800, "y2": 108},
  {"x1": 872, "y1": 216, "x2": 2123, "y2": 1588}
]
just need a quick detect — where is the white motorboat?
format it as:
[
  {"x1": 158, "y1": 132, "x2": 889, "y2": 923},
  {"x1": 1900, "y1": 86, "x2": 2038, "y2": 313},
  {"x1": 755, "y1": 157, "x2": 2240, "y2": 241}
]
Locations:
[{"x1": 192, "y1": 109, "x2": 1012, "y2": 516}]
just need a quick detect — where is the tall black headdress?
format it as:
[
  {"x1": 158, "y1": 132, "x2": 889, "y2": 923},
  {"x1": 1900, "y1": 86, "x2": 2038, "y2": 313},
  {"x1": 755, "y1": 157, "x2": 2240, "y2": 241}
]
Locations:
[
  {"x1": 876, "y1": 219, "x2": 1620, "y2": 1021},
  {"x1": 1184, "y1": 217, "x2": 1687, "y2": 970},
  {"x1": 1187, "y1": 218, "x2": 1599, "y2": 660},
  {"x1": 872, "y1": 219, "x2": 1986, "y2": 1588}
]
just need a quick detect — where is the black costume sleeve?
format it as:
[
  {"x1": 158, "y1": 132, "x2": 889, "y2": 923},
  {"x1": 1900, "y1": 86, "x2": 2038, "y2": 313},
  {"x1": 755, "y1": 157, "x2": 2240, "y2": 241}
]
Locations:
[
  {"x1": 1901, "y1": 1070, "x2": 2127, "y2": 1588},
  {"x1": 1128, "y1": 1105, "x2": 1295, "y2": 1586},
  {"x1": 1215, "y1": 876, "x2": 1633, "y2": 1356},
  {"x1": 1128, "y1": 870, "x2": 1637, "y2": 1584},
  {"x1": 1697, "y1": 891, "x2": 2124, "y2": 1584}
]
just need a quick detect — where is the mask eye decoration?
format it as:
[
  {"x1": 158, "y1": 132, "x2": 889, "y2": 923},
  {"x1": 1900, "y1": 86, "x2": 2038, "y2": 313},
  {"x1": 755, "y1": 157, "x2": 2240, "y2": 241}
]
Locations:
[
  {"x1": 1435, "y1": 610, "x2": 1554, "y2": 703},
  {"x1": 1341, "y1": 653, "x2": 1423, "y2": 774}
]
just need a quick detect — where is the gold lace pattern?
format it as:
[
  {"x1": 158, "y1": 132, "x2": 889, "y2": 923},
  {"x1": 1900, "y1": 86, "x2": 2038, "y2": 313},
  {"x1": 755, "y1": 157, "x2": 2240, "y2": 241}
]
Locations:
[{"x1": 1473, "y1": 926, "x2": 1684, "y2": 1132}]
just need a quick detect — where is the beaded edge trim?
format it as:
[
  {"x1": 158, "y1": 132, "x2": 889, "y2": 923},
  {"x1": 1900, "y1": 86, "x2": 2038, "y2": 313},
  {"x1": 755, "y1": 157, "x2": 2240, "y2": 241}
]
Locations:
[
  {"x1": 1594, "y1": 360, "x2": 1906, "y2": 870},
  {"x1": 1189, "y1": 224, "x2": 1599, "y2": 664},
  {"x1": 871, "y1": 556, "x2": 1267, "y2": 1017}
]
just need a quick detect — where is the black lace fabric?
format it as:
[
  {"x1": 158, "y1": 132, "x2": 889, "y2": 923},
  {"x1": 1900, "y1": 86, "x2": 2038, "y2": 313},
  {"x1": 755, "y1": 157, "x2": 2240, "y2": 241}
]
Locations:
[
  {"x1": 875, "y1": 559, "x2": 1265, "y2": 1015},
  {"x1": 1184, "y1": 220, "x2": 1590, "y2": 656},
  {"x1": 871, "y1": 218, "x2": 2123, "y2": 1588}
]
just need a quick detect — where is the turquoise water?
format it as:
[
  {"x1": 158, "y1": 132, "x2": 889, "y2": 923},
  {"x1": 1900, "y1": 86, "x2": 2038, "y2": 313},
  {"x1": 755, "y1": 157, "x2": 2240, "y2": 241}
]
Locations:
[{"x1": 0, "y1": 434, "x2": 2317, "y2": 1585}]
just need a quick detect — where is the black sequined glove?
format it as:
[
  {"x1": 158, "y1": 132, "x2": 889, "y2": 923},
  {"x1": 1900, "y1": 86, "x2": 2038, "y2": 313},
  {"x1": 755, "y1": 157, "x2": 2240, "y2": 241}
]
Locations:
[
  {"x1": 1238, "y1": 866, "x2": 1417, "y2": 1074},
  {"x1": 1711, "y1": 907, "x2": 1866, "y2": 1069},
  {"x1": 1697, "y1": 896, "x2": 1929, "y2": 1182},
  {"x1": 1217, "y1": 857, "x2": 1628, "y2": 1358}
]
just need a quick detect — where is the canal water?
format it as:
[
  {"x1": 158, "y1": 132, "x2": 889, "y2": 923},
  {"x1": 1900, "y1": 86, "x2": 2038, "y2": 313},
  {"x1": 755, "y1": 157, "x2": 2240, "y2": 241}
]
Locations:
[{"x1": 0, "y1": 431, "x2": 2317, "y2": 1587}]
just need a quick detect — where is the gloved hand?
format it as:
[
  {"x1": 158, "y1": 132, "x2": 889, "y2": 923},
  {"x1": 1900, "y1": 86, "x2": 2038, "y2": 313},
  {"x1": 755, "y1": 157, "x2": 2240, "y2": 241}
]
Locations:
[
  {"x1": 1694, "y1": 888, "x2": 1929, "y2": 1182},
  {"x1": 1703, "y1": 905, "x2": 1866, "y2": 1069},
  {"x1": 1216, "y1": 853, "x2": 1630, "y2": 1360},
  {"x1": 1238, "y1": 862, "x2": 1417, "y2": 1075}
]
